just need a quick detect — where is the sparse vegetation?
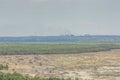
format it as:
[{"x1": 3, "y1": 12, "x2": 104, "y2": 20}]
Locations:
[
  {"x1": 0, "y1": 49, "x2": 120, "y2": 80},
  {"x1": 0, "y1": 72, "x2": 93, "y2": 80}
]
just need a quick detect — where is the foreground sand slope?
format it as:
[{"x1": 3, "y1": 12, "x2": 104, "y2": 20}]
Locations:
[{"x1": 0, "y1": 49, "x2": 120, "y2": 80}]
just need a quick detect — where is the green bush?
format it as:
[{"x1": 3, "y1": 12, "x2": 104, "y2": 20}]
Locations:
[{"x1": 0, "y1": 64, "x2": 8, "y2": 70}]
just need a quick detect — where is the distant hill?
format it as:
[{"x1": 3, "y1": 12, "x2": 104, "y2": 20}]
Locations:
[{"x1": 0, "y1": 35, "x2": 120, "y2": 42}]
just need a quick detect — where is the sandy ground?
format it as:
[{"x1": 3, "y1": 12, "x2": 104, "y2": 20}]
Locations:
[{"x1": 0, "y1": 49, "x2": 120, "y2": 80}]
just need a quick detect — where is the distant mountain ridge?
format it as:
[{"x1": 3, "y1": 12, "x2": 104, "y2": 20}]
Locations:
[{"x1": 0, "y1": 35, "x2": 120, "y2": 42}]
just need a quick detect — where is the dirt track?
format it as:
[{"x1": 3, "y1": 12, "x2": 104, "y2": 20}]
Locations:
[{"x1": 0, "y1": 49, "x2": 120, "y2": 80}]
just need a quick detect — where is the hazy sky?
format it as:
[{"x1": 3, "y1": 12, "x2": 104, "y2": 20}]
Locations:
[{"x1": 0, "y1": 0, "x2": 120, "y2": 36}]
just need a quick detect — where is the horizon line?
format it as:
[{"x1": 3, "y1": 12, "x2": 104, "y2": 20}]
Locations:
[{"x1": 0, "y1": 34, "x2": 120, "y2": 37}]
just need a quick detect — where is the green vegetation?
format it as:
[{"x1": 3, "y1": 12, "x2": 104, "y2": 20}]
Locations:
[
  {"x1": 0, "y1": 64, "x2": 8, "y2": 70},
  {"x1": 0, "y1": 72, "x2": 92, "y2": 80},
  {"x1": 0, "y1": 43, "x2": 120, "y2": 55}
]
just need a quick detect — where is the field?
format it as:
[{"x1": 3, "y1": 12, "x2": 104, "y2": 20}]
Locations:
[
  {"x1": 0, "y1": 42, "x2": 120, "y2": 55},
  {"x1": 0, "y1": 42, "x2": 120, "y2": 80}
]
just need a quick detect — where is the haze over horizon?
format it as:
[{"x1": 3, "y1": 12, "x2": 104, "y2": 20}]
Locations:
[{"x1": 0, "y1": 0, "x2": 120, "y2": 36}]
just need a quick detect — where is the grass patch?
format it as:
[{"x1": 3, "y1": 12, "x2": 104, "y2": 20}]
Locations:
[{"x1": 0, "y1": 72, "x2": 93, "y2": 80}]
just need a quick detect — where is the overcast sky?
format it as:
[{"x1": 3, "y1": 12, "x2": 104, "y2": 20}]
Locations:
[{"x1": 0, "y1": 0, "x2": 120, "y2": 36}]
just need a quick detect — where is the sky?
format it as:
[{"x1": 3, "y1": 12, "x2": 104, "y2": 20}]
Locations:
[{"x1": 0, "y1": 0, "x2": 120, "y2": 36}]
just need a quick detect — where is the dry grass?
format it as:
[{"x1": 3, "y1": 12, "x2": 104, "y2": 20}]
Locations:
[{"x1": 0, "y1": 49, "x2": 120, "y2": 80}]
